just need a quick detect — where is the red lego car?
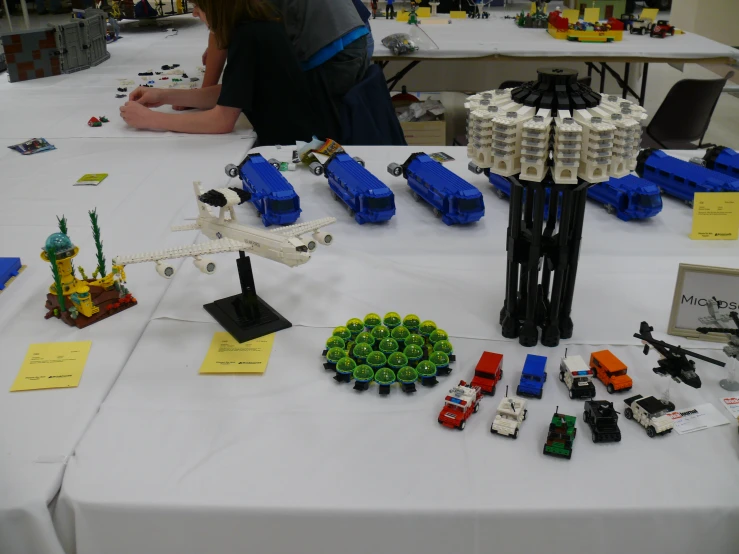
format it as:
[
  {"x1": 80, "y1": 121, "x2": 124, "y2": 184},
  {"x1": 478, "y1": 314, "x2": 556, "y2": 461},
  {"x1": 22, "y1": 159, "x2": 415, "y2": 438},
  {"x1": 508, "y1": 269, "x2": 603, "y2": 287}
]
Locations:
[
  {"x1": 470, "y1": 351, "x2": 503, "y2": 395},
  {"x1": 650, "y1": 20, "x2": 675, "y2": 38},
  {"x1": 437, "y1": 380, "x2": 483, "y2": 430}
]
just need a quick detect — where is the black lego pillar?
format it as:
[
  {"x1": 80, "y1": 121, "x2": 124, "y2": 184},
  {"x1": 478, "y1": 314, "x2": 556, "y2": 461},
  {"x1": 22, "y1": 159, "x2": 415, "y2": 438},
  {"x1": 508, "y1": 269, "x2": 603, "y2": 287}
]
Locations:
[{"x1": 204, "y1": 251, "x2": 292, "y2": 343}]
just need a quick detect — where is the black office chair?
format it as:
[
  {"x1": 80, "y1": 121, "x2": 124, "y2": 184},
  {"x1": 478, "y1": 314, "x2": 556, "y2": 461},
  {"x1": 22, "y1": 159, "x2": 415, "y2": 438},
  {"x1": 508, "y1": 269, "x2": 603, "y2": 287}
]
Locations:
[{"x1": 642, "y1": 71, "x2": 734, "y2": 149}]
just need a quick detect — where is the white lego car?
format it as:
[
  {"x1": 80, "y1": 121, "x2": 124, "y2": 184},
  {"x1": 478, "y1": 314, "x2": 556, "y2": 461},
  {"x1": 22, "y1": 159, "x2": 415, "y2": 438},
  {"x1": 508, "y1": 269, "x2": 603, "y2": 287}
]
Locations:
[
  {"x1": 624, "y1": 394, "x2": 675, "y2": 437},
  {"x1": 490, "y1": 395, "x2": 528, "y2": 439}
]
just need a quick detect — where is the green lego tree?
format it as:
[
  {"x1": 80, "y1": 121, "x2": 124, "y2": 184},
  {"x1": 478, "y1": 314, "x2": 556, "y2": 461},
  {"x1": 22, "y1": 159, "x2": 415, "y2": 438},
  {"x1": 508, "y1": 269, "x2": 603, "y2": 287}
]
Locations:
[
  {"x1": 47, "y1": 247, "x2": 66, "y2": 313},
  {"x1": 89, "y1": 209, "x2": 107, "y2": 277}
]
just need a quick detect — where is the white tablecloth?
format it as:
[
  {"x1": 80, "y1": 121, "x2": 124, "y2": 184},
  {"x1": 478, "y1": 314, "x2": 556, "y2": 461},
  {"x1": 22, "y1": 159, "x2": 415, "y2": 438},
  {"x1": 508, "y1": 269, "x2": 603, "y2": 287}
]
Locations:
[
  {"x1": 0, "y1": 16, "x2": 255, "y2": 554},
  {"x1": 54, "y1": 146, "x2": 739, "y2": 554},
  {"x1": 369, "y1": 15, "x2": 739, "y2": 61}
]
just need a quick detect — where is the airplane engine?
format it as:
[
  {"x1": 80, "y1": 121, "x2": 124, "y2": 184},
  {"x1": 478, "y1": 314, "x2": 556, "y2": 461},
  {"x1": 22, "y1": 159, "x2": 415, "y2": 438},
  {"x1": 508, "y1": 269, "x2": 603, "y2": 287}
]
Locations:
[
  {"x1": 313, "y1": 231, "x2": 333, "y2": 246},
  {"x1": 156, "y1": 261, "x2": 176, "y2": 279},
  {"x1": 194, "y1": 257, "x2": 217, "y2": 275},
  {"x1": 301, "y1": 237, "x2": 317, "y2": 251}
]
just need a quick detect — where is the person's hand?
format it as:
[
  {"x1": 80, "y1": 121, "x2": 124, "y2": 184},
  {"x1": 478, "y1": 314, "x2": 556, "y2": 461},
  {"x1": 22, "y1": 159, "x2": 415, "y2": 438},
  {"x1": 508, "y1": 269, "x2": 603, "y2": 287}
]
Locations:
[
  {"x1": 202, "y1": 47, "x2": 208, "y2": 66},
  {"x1": 120, "y1": 101, "x2": 157, "y2": 130},
  {"x1": 128, "y1": 86, "x2": 166, "y2": 108}
]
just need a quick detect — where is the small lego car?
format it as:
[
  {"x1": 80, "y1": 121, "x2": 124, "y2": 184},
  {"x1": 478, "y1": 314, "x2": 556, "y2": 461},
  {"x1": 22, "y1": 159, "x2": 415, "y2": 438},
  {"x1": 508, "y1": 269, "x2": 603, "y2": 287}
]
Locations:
[
  {"x1": 490, "y1": 388, "x2": 527, "y2": 439},
  {"x1": 516, "y1": 353, "x2": 547, "y2": 399},
  {"x1": 559, "y1": 352, "x2": 596, "y2": 399},
  {"x1": 629, "y1": 18, "x2": 652, "y2": 35},
  {"x1": 583, "y1": 400, "x2": 621, "y2": 443},
  {"x1": 470, "y1": 351, "x2": 503, "y2": 395},
  {"x1": 650, "y1": 20, "x2": 675, "y2": 38},
  {"x1": 590, "y1": 350, "x2": 632, "y2": 393},
  {"x1": 623, "y1": 394, "x2": 675, "y2": 438},
  {"x1": 438, "y1": 380, "x2": 482, "y2": 430},
  {"x1": 543, "y1": 408, "x2": 577, "y2": 459}
]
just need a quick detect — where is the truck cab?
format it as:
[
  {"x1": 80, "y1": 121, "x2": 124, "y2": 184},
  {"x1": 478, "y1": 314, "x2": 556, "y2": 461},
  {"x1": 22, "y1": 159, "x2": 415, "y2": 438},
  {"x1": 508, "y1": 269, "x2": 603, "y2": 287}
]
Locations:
[
  {"x1": 470, "y1": 351, "x2": 503, "y2": 395},
  {"x1": 590, "y1": 350, "x2": 632, "y2": 393},
  {"x1": 516, "y1": 353, "x2": 547, "y2": 399},
  {"x1": 234, "y1": 154, "x2": 302, "y2": 226},
  {"x1": 490, "y1": 393, "x2": 527, "y2": 438},
  {"x1": 559, "y1": 354, "x2": 596, "y2": 399},
  {"x1": 586, "y1": 175, "x2": 662, "y2": 221},
  {"x1": 438, "y1": 380, "x2": 482, "y2": 430}
]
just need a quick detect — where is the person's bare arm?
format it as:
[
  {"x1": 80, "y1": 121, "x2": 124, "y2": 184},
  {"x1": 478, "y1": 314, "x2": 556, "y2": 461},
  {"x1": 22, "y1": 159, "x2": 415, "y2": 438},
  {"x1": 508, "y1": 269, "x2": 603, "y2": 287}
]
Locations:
[
  {"x1": 202, "y1": 32, "x2": 228, "y2": 88},
  {"x1": 129, "y1": 85, "x2": 223, "y2": 110},
  {"x1": 120, "y1": 103, "x2": 241, "y2": 134}
]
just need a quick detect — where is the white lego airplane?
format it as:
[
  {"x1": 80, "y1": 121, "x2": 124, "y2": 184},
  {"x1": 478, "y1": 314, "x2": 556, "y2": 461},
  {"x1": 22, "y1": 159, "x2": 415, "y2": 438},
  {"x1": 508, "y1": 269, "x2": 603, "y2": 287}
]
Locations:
[{"x1": 112, "y1": 181, "x2": 335, "y2": 279}]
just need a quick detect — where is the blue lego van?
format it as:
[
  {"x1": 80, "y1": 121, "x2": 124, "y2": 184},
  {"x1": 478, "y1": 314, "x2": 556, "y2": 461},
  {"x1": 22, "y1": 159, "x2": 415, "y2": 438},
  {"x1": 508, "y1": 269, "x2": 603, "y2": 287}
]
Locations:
[
  {"x1": 516, "y1": 354, "x2": 547, "y2": 399},
  {"x1": 704, "y1": 146, "x2": 739, "y2": 180},
  {"x1": 321, "y1": 152, "x2": 396, "y2": 224},
  {"x1": 587, "y1": 175, "x2": 663, "y2": 221},
  {"x1": 389, "y1": 153, "x2": 484, "y2": 225},
  {"x1": 225, "y1": 154, "x2": 301, "y2": 227},
  {"x1": 636, "y1": 149, "x2": 739, "y2": 206}
]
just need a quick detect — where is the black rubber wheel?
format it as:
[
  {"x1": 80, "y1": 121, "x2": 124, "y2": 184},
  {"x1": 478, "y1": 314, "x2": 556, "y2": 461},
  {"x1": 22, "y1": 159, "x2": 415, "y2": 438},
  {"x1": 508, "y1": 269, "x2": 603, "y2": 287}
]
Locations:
[
  {"x1": 474, "y1": 402, "x2": 480, "y2": 413},
  {"x1": 513, "y1": 428, "x2": 518, "y2": 439},
  {"x1": 607, "y1": 384, "x2": 615, "y2": 394},
  {"x1": 647, "y1": 426, "x2": 656, "y2": 438},
  {"x1": 559, "y1": 372, "x2": 565, "y2": 382},
  {"x1": 592, "y1": 431, "x2": 597, "y2": 443},
  {"x1": 490, "y1": 385, "x2": 496, "y2": 396},
  {"x1": 569, "y1": 389, "x2": 575, "y2": 399},
  {"x1": 624, "y1": 407, "x2": 633, "y2": 420},
  {"x1": 459, "y1": 420, "x2": 466, "y2": 431}
]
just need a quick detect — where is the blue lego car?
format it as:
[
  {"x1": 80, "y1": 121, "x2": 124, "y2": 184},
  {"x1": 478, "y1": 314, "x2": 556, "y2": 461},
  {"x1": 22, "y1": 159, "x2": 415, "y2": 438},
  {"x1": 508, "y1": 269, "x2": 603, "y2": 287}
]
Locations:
[
  {"x1": 389, "y1": 153, "x2": 484, "y2": 225},
  {"x1": 225, "y1": 154, "x2": 301, "y2": 227},
  {"x1": 317, "y1": 152, "x2": 396, "y2": 224},
  {"x1": 636, "y1": 149, "x2": 739, "y2": 206},
  {"x1": 516, "y1": 354, "x2": 547, "y2": 399},
  {"x1": 587, "y1": 174, "x2": 663, "y2": 221}
]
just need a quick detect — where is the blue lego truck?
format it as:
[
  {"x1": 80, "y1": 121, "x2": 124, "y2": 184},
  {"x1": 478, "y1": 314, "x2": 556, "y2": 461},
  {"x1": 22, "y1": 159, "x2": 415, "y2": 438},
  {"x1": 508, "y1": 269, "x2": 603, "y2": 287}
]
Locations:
[
  {"x1": 475, "y1": 165, "x2": 662, "y2": 222},
  {"x1": 0, "y1": 257, "x2": 22, "y2": 291},
  {"x1": 703, "y1": 146, "x2": 739, "y2": 180},
  {"x1": 225, "y1": 154, "x2": 301, "y2": 226},
  {"x1": 311, "y1": 152, "x2": 396, "y2": 224},
  {"x1": 587, "y1": 175, "x2": 663, "y2": 221},
  {"x1": 516, "y1": 354, "x2": 547, "y2": 399},
  {"x1": 636, "y1": 149, "x2": 739, "y2": 206},
  {"x1": 389, "y1": 153, "x2": 484, "y2": 225}
]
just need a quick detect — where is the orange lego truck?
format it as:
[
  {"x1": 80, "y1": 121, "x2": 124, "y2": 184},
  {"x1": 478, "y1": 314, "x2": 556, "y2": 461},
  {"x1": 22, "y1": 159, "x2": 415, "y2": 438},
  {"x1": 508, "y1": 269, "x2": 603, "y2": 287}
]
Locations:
[{"x1": 589, "y1": 350, "x2": 632, "y2": 394}]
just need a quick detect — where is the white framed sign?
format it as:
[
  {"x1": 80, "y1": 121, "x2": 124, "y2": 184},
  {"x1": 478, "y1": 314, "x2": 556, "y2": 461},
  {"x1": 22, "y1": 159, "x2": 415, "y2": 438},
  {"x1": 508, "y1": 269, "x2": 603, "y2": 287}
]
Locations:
[{"x1": 668, "y1": 263, "x2": 739, "y2": 342}]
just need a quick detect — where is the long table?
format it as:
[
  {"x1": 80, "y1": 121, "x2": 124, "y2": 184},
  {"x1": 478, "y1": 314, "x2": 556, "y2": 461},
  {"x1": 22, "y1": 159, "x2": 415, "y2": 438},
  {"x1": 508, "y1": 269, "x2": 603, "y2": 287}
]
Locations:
[
  {"x1": 369, "y1": 14, "x2": 738, "y2": 103},
  {"x1": 54, "y1": 145, "x2": 739, "y2": 554},
  {"x1": 0, "y1": 18, "x2": 255, "y2": 554}
]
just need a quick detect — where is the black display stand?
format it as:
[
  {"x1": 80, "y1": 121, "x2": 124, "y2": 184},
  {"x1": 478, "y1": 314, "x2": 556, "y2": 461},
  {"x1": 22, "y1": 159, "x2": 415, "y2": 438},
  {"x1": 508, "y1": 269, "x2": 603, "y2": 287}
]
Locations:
[{"x1": 204, "y1": 251, "x2": 291, "y2": 343}]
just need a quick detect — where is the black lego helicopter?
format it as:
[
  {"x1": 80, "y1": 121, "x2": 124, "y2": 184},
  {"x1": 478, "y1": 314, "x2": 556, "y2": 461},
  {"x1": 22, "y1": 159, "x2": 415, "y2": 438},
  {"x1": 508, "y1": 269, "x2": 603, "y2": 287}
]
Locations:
[{"x1": 634, "y1": 322, "x2": 725, "y2": 389}]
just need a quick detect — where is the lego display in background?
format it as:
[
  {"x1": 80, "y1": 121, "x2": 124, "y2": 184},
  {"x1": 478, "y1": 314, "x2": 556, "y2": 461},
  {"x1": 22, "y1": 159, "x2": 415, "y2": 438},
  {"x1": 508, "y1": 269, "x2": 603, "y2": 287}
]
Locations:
[{"x1": 0, "y1": 13, "x2": 110, "y2": 83}]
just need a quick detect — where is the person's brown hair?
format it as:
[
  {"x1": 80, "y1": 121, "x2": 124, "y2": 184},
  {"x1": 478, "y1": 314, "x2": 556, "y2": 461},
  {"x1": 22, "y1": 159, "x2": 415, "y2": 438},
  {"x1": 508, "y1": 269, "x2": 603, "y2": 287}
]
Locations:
[{"x1": 193, "y1": 0, "x2": 279, "y2": 49}]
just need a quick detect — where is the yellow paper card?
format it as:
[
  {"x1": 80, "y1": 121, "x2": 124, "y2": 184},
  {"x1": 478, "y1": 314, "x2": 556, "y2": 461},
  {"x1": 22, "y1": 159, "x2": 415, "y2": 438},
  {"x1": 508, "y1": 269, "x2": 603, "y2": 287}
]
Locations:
[
  {"x1": 417, "y1": 7, "x2": 431, "y2": 17},
  {"x1": 450, "y1": 11, "x2": 467, "y2": 19},
  {"x1": 690, "y1": 192, "x2": 739, "y2": 240},
  {"x1": 199, "y1": 332, "x2": 275, "y2": 374},
  {"x1": 583, "y1": 7, "x2": 599, "y2": 23},
  {"x1": 640, "y1": 8, "x2": 659, "y2": 22},
  {"x1": 10, "y1": 341, "x2": 92, "y2": 392},
  {"x1": 562, "y1": 9, "x2": 579, "y2": 22}
]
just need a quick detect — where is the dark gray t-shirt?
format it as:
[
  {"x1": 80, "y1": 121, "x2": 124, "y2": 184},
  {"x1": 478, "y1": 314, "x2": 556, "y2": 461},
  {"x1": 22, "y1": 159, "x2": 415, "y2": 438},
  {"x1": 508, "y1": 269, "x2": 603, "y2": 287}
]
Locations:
[{"x1": 268, "y1": 0, "x2": 365, "y2": 62}]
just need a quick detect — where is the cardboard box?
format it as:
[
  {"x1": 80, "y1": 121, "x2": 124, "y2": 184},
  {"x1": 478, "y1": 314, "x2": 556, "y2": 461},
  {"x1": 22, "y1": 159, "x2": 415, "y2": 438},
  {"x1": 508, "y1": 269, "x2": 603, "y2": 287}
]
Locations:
[{"x1": 400, "y1": 119, "x2": 447, "y2": 146}]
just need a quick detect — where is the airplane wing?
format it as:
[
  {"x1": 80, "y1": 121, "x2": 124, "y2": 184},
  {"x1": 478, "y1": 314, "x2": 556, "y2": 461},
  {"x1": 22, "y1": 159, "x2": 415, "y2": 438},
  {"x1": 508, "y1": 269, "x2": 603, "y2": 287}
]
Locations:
[
  {"x1": 269, "y1": 217, "x2": 336, "y2": 238},
  {"x1": 171, "y1": 223, "x2": 201, "y2": 232},
  {"x1": 113, "y1": 238, "x2": 251, "y2": 266}
]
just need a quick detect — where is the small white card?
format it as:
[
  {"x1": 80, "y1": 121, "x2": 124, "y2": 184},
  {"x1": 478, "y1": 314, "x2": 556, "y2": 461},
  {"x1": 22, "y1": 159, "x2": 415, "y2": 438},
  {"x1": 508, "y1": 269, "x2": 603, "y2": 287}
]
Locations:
[
  {"x1": 666, "y1": 403, "x2": 729, "y2": 434},
  {"x1": 720, "y1": 397, "x2": 739, "y2": 419}
]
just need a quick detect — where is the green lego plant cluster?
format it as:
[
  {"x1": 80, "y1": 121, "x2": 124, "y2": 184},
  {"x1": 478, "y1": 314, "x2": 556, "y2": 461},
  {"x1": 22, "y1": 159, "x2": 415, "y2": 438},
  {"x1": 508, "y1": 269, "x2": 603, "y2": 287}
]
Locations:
[{"x1": 322, "y1": 312, "x2": 456, "y2": 395}]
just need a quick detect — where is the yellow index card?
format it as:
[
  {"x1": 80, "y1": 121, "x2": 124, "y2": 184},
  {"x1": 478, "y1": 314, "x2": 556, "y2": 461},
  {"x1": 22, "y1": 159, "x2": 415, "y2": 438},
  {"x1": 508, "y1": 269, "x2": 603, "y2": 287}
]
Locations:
[
  {"x1": 10, "y1": 341, "x2": 92, "y2": 392},
  {"x1": 640, "y1": 8, "x2": 659, "y2": 22},
  {"x1": 583, "y1": 7, "x2": 599, "y2": 23},
  {"x1": 562, "y1": 9, "x2": 579, "y2": 22},
  {"x1": 690, "y1": 192, "x2": 739, "y2": 240},
  {"x1": 199, "y1": 332, "x2": 275, "y2": 374}
]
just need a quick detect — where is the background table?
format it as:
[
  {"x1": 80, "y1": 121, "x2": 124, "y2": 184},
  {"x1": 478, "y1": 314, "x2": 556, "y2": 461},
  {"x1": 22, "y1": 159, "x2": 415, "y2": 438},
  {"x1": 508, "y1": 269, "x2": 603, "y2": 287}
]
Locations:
[
  {"x1": 369, "y1": 14, "x2": 738, "y2": 103},
  {"x1": 54, "y1": 146, "x2": 739, "y2": 554},
  {"x1": 0, "y1": 18, "x2": 255, "y2": 554}
]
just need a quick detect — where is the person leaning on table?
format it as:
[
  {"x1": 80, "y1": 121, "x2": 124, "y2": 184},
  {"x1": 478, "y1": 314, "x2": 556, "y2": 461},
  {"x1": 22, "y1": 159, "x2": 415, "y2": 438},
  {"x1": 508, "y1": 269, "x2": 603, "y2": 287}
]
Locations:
[{"x1": 120, "y1": 0, "x2": 329, "y2": 146}]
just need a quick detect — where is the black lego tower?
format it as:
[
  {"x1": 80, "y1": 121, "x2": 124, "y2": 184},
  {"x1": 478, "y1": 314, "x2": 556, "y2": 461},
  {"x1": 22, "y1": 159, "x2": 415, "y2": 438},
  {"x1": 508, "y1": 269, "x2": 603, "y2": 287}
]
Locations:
[{"x1": 499, "y1": 69, "x2": 601, "y2": 348}]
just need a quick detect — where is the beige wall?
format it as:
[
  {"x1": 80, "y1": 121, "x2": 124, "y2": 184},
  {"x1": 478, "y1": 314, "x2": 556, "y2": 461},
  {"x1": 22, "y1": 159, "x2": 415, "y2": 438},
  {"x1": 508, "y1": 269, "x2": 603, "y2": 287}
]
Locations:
[{"x1": 671, "y1": 0, "x2": 739, "y2": 46}]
